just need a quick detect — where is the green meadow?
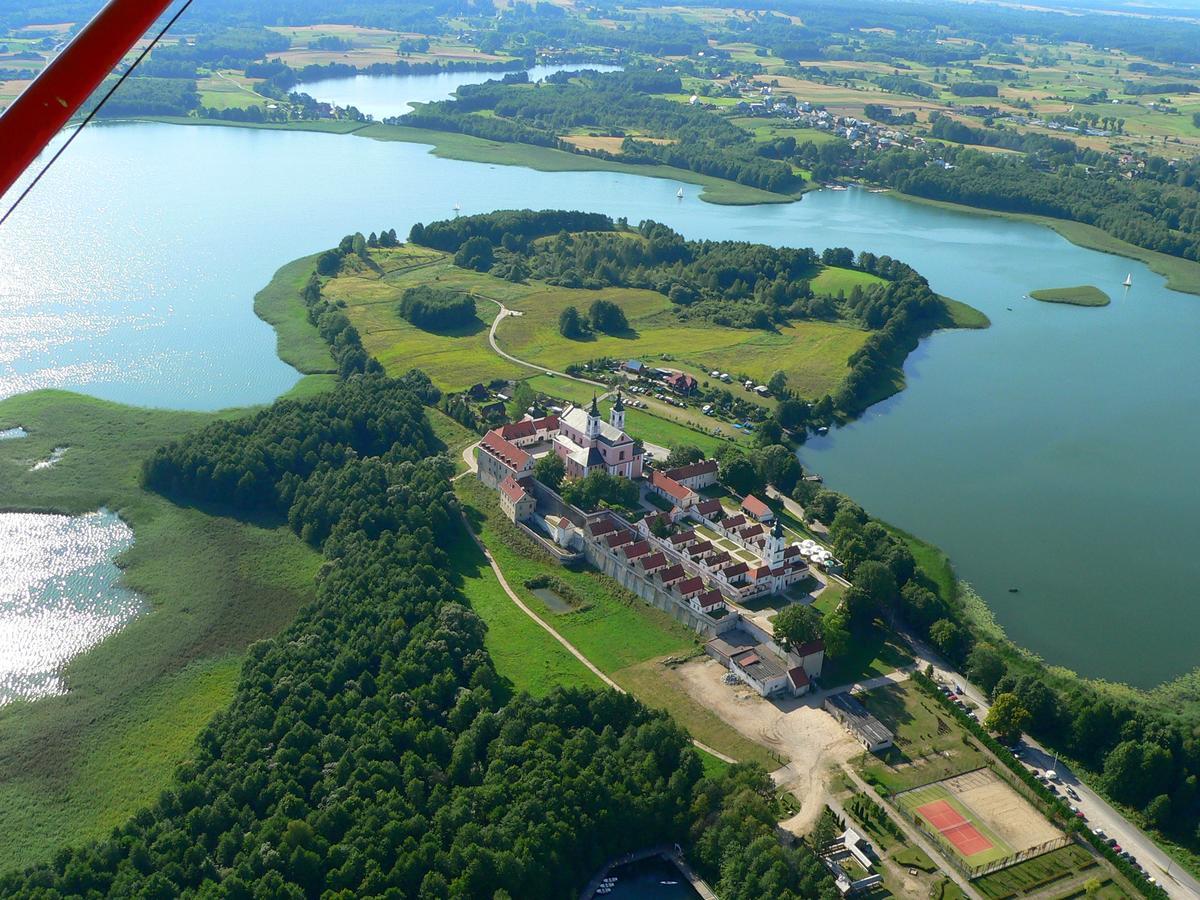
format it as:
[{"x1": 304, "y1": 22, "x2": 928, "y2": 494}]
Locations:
[
  {"x1": 1030, "y1": 285, "x2": 1111, "y2": 307},
  {"x1": 0, "y1": 391, "x2": 322, "y2": 871}
]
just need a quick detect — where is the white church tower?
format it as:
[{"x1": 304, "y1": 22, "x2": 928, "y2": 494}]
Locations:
[
  {"x1": 766, "y1": 518, "x2": 786, "y2": 568},
  {"x1": 609, "y1": 391, "x2": 625, "y2": 432},
  {"x1": 586, "y1": 394, "x2": 602, "y2": 441}
]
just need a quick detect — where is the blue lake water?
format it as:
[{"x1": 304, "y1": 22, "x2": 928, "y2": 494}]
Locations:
[{"x1": 1, "y1": 69, "x2": 1198, "y2": 685}]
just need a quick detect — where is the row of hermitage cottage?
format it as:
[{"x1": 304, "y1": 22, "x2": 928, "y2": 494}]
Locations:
[{"x1": 476, "y1": 393, "x2": 828, "y2": 699}]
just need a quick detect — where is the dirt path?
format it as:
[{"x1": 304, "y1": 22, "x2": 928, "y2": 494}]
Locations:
[{"x1": 464, "y1": 519, "x2": 737, "y2": 765}]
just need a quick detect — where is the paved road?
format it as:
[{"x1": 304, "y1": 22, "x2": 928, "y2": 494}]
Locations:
[
  {"x1": 906, "y1": 630, "x2": 1200, "y2": 899},
  {"x1": 480, "y1": 299, "x2": 1196, "y2": 895}
]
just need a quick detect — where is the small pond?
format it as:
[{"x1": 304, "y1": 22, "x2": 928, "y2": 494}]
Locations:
[{"x1": 531, "y1": 586, "x2": 573, "y2": 614}]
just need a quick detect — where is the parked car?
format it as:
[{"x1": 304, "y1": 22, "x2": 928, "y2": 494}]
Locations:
[{"x1": 1066, "y1": 787, "x2": 1080, "y2": 801}]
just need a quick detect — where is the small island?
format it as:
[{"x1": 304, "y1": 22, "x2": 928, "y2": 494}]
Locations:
[{"x1": 1029, "y1": 285, "x2": 1111, "y2": 307}]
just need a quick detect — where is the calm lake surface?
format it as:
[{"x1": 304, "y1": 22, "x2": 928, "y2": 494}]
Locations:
[{"x1": 1, "y1": 68, "x2": 1198, "y2": 686}]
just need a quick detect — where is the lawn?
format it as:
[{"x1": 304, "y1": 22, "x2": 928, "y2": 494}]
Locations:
[
  {"x1": 455, "y1": 476, "x2": 778, "y2": 764},
  {"x1": 819, "y1": 623, "x2": 913, "y2": 688},
  {"x1": 972, "y1": 844, "x2": 1097, "y2": 899},
  {"x1": 457, "y1": 478, "x2": 696, "y2": 673},
  {"x1": 1029, "y1": 285, "x2": 1111, "y2": 307},
  {"x1": 445, "y1": 523, "x2": 600, "y2": 696},
  {"x1": 0, "y1": 391, "x2": 321, "y2": 871},
  {"x1": 427, "y1": 407, "x2": 479, "y2": 474},
  {"x1": 857, "y1": 681, "x2": 988, "y2": 794},
  {"x1": 810, "y1": 265, "x2": 886, "y2": 297}
]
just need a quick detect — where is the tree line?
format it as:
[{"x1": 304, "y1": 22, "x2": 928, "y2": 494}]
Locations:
[
  {"x1": 392, "y1": 69, "x2": 804, "y2": 195},
  {"x1": 804, "y1": 485, "x2": 1200, "y2": 857}
]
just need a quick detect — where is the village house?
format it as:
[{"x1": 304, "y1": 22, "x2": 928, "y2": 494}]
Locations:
[{"x1": 665, "y1": 371, "x2": 698, "y2": 395}]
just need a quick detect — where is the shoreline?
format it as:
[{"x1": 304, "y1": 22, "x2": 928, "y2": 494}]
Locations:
[
  {"x1": 887, "y1": 191, "x2": 1200, "y2": 298},
  {"x1": 127, "y1": 114, "x2": 805, "y2": 206},
  {"x1": 124, "y1": 113, "x2": 1200, "y2": 297}
]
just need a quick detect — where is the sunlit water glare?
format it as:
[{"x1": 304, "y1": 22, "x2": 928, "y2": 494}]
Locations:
[{"x1": 0, "y1": 510, "x2": 144, "y2": 704}]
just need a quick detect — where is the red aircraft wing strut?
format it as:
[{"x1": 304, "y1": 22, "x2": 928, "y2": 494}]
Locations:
[{"x1": 0, "y1": 0, "x2": 177, "y2": 201}]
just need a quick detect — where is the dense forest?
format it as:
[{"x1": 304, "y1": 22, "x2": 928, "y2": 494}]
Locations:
[
  {"x1": 393, "y1": 70, "x2": 804, "y2": 195},
  {"x1": 3, "y1": 367, "x2": 841, "y2": 897},
  {"x1": 860, "y1": 146, "x2": 1200, "y2": 262}
]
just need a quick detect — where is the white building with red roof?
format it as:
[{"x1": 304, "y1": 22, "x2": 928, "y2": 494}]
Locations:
[
  {"x1": 477, "y1": 428, "x2": 534, "y2": 489},
  {"x1": 498, "y1": 475, "x2": 535, "y2": 523},
  {"x1": 741, "y1": 494, "x2": 775, "y2": 522}
]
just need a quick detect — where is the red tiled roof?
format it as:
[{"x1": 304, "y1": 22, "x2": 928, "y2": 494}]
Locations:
[
  {"x1": 660, "y1": 564, "x2": 686, "y2": 583},
  {"x1": 696, "y1": 499, "x2": 723, "y2": 517},
  {"x1": 697, "y1": 589, "x2": 724, "y2": 609},
  {"x1": 666, "y1": 372, "x2": 697, "y2": 390},
  {"x1": 707, "y1": 551, "x2": 731, "y2": 568},
  {"x1": 793, "y1": 640, "x2": 826, "y2": 658},
  {"x1": 668, "y1": 529, "x2": 696, "y2": 545},
  {"x1": 689, "y1": 540, "x2": 713, "y2": 556},
  {"x1": 590, "y1": 519, "x2": 618, "y2": 537},
  {"x1": 534, "y1": 414, "x2": 559, "y2": 431},
  {"x1": 750, "y1": 565, "x2": 772, "y2": 580},
  {"x1": 649, "y1": 469, "x2": 694, "y2": 503},
  {"x1": 788, "y1": 666, "x2": 810, "y2": 688},
  {"x1": 740, "y1": 523, "x2": 765, "y2": 539},
  {"x1": 640, "y1": 552, "x2": 667, "y2": 571},
  {"x1": 722, "y1": 561, "x2": 749, "y2": 578},
  {"x1": 741, "y1": 495, "x2": 773, "y2": 519},
  {"x1": 499, "y1": 475, "x2": 528, "y2": 504},
  {"x1": 481, "y1": 429, "x2": 530, "y2": 470},
  {"x1": 665, "y1": 460, "x2": 717, "y2": 481},
  {"x1": 678, "y1": 576, "x2": 704, "y2": 595},
  {"x1": 623, "y1": 540, "x2": 652, "y2": 560},
  {"x1": 607, "y1": 531, "x2": 635, "y2": 548},
  {"x1": 499, "y1": 419, "x2": 536, "y2": 441},
  {"x1": 784, "y1": 544, "x2": 801, "y2": 558},
  {"x1": 722, "y1": 514, "x2": 747, "y2": 530}
]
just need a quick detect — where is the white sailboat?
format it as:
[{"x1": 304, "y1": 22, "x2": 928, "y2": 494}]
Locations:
[
  {"x1": 1123, "y1": 273, "x2": 1133, "y2": 288},
  {"x1": 676, "y1": 187, "x2": 684, "y2": 199}
]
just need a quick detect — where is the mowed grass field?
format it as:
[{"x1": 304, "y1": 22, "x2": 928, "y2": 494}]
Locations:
[
  {"x1": 0, "y1": 391, "x2": 322, "y2": 871},
  {"x1": 454, "y1": 477, "x2": 777, "y2": 765},
  {"x1": 324, "y1": 244, "x2": 871, "y2": 400},
  {"x1": 496, "y1": 282, "x2": 869, "y2": 399},
  {"x1": 858, "y1": 681, "x2": 989, "y2": 793}
]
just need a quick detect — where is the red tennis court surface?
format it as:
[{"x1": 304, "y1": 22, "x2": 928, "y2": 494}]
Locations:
[{"x1": 916, "y1": 799, "x2": 994, "y2": 856}]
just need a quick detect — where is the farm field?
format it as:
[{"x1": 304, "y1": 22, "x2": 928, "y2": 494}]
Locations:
[{"x1": 325, "y1": 243, "x2": 872, "y2": 401}]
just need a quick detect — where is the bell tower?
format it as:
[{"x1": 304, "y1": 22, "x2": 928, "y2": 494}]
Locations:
[
  {"x1": 767, "y1": 518, "x2": 786, "y2": 568},
  {"x1": 609, "y1": 391, "x2": 625, "y2": 432},
  {"x1": 586, "y1": 394, "x2": 601, "y2": 440}
]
